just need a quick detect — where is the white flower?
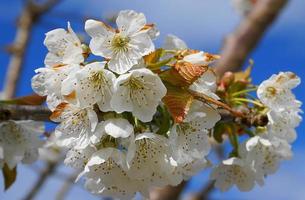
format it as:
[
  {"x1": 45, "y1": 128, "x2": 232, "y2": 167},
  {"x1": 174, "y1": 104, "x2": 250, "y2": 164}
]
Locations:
[
  {"x1": 111, "y1": 68, "x2": 167, "y2": 122},
  {"x1": 267, "y1": 109, "x2": 302, "y2": 143},
  {"x1": 62, "y1": 62, "x2": 116, "y2": 111},
  {"x1": 32, "y1": 65, "x2": 81, "y2": 111},
  {"x1": 169, "y1": 157, "x2": 210, "y2": 186},
  {"x1": 164, "y1": 34, "x2": 188, "y2": 50},
  {"x1": 257, "y1": 72, "x2": 301, "y2": 110},
  {"x1": 50, "y1": 103, "x2": 98, "y2": 149},
  {"x1": 78, "y1": 148, "x2": 140, "y2": 200},
  {"x1": 44, "y1": 22, "x2": 83, "y2": 67},
  {"x1": 0, "y1": 120, "x2": 44, "y2": 169},
  {"x1": 64, "y1": 145, "x2": 96, "y2": 169},
  {"x1": 189, "y1": 70, "x2": 219, "y2": 100},
  {"x1": 170, "y1": 100, "x2": 220, "y2": 164},
  {"x1": 90, "y1": 118, "x2": 134, "y2": 145},
  {"x1": 210, "y1": 157, "x2": 256, "y2": 192},
  {"x1": 240, "y1": 136, "x2": 292, "y2": 181},
  {"x1": 126, "y1": 132, "x2": 175, "y2": 188},
  {"x1": 85, "y1": 10, "x2": 154, "y2": 74}
]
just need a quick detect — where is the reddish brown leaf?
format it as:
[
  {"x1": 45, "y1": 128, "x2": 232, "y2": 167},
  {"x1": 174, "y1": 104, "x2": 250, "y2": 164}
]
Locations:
[
  {"x1": 162, "y1": 84, "x2": 194, "y2": 123},
  {"x1": 160, "y1": 62, "x2": 208, "y2": 86}
]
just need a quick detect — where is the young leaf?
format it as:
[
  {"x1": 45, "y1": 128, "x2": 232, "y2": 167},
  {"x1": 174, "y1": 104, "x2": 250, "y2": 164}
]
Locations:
[
  {"x1": 160, "y1": 62, "x2": 208, "y2": 86},
  {"x1": 143, "y1": 48, "x2": 165, "y2": 64},
  {"x1": 2, "y1": 164, "x2": 17, "y2": 190},
  {"x1": 162, "y1": 84, "x2": 194, "y2": 123}
]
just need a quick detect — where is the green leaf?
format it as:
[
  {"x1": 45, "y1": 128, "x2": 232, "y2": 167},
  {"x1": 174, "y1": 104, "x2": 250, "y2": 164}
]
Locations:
[
  {"x1": 213, "y1": 122, "x2": 226, "y2": 143},
  {"x1": 156, "y1": 106, "x2": 171, "y2": 136},
  {"x1": 2, "y1": 164, "x2": 17, "y2": 190}
]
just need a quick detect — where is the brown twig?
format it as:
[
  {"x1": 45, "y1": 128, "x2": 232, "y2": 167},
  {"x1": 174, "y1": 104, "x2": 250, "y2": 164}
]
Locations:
[
  {"x1": 214, "y1": 0, "x2": 288, "y2": 76},
  {"x1": 3, "y1": 0, "x2": 60, "y2": 99}
]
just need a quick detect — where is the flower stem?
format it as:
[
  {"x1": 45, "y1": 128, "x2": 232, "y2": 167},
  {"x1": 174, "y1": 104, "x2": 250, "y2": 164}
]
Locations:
[
  {"x1": 232, "y1": 87, "x2": 257, "y2": 97},
  {"x1": 232, "y1": 97, "x2": 264, "y2": 107}
]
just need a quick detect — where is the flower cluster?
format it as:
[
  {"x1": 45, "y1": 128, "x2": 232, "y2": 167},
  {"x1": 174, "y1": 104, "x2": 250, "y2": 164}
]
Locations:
[
  {"x1": 211, "y1": 72, "x2": 302, "y2": 191},
  {"x1": 28, "y1": 9, "x2": 302, "y2": 199},
  {"x1": 30, "y1": 10, "x2": 221, "y2": 199}
]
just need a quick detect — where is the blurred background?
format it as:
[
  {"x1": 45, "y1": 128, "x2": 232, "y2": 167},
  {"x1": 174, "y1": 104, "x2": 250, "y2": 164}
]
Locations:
[{"x1": 0, "y1": 0, "x2": 305, "y2": 199}]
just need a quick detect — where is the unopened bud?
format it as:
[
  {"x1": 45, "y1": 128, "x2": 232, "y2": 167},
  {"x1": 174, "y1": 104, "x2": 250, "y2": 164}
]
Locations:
[{"x1": 221, "y1": 72, "x2": 235, "y2": 87}]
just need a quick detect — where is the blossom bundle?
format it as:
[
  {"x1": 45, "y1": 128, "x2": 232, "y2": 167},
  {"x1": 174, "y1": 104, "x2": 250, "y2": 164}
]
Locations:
[{"x1": 0, "y1": 9, "x2": 300, "y2": 199}]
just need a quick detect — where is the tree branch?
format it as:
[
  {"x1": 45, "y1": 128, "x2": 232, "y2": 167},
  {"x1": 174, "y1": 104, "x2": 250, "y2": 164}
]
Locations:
[
  {"x1": 22, "y1": 161, "x2": 60, "y2": 200},
  {"x1": 3, "y1": 0, "x2": 60, "y2": 99},
  {"x1": 0, "y1": 104, "x2": 51, "y2": 122},
  {"x1": 55, "y1": 170, "x2": 80, "y2": 200},
  {"x1": 0, "y1": 104, "x2": 243, "y2": 125},
  {"x1": 214, "y1": 0, "x2": 288, "y2": 76}
]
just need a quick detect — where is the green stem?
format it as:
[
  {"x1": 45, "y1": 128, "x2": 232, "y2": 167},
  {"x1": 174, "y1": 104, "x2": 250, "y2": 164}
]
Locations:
[
  {"x1": 164, "y1": 50, "x2": 177, "y2": 54},
  {"x1": 232, "y1": 87, "x2": 257, "y2": 97},
  {"x1": 232, "y1": 97, "x2": 264, "y2": 107}
]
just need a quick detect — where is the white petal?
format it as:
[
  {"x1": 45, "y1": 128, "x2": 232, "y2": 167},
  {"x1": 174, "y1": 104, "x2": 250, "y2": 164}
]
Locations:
[
  {"x1": 164, "y1": 34, "x2": 188, "y2": 50},
  {"x1": 104, "y1": 118, "x2": 133, "y2": 138},
  {"x1": 116, "y1": 10, "x2": 146, "y2": 35}
]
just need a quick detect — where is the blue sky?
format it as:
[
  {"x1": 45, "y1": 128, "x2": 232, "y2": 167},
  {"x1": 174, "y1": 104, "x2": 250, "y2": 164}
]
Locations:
[{"x1": 0, "y1": 0, "x2": 305, "y2": 199}]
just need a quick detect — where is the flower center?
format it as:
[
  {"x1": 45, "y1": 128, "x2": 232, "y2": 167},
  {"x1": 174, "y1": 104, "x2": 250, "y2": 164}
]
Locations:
[
  {"x1": 266, "y1": 86, "x2": 277, "y2": 97},
  {"x1": 88, "y1": 71, "x2": 107, "y2": 89},
  {"x1": 111, "y1": 34, "x2": 130, "y2": 53}
]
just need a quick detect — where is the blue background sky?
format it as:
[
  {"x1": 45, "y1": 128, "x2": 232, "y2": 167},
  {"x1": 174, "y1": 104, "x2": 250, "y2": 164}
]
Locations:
[{"x1": 0, "y1": 0, "x2": 305, "y2": 199}]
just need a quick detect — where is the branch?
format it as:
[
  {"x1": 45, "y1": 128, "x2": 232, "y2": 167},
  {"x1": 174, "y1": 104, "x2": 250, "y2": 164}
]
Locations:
[
  {"x1": 214, "y1": 0, "x2": 288, "y2": 76},
  {"x1": 0, "y1": 104, "x2": 51, "y2": 122},
  {"x1": 55, "y1": 170, "x2": 80, "y2": 200},
  {"x1": 0, "y1": 104, "x2": 244, "y2": 125},
  {"x1": 3, "y1": 0, "x2": 60, "y2": 99},
  {"x1": 22, "y1": 161, "x2": 60, "y2": 200}
]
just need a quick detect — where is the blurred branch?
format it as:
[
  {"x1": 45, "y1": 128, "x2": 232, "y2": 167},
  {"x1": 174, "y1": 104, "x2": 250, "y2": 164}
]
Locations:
[
  {"x1": 55, "y1": 170, "x2": 81, "y2": 200},
  {"x1": 214, "y1": 0, "x2": 288, "y2": 76},
  {"x1": 3, "y1": 0, "x2": 60, "y2": 99},
  {"x1": 0, "y1": 104, "x2": 51, "y2": 122},
  {"x1": 23, "y1": 161, "x2": 60, "y2": 200},
  {"x1": 150, "y1": 0, "x2": 288, "y2": 199}
]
